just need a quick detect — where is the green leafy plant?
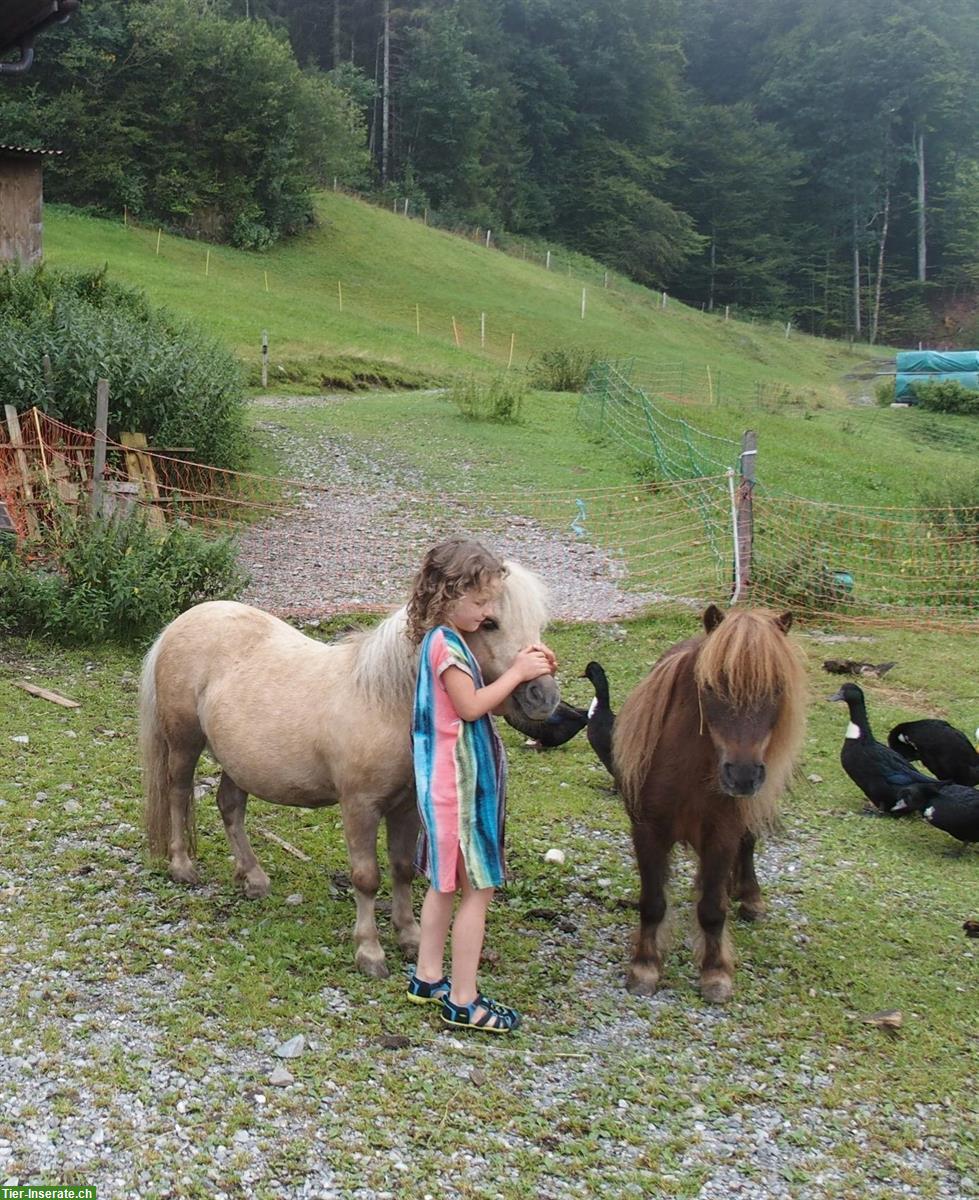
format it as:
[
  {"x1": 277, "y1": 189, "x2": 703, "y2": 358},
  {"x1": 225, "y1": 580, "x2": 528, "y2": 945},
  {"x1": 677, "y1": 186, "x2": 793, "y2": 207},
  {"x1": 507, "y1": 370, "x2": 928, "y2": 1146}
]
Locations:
[
  {"x1": 917, "y1": 471, "x2": 979, "y2": 546},
  {"x1": 526, "y1": 346, "x2": 601, "y2": 392},
  {"x1": 751, "y1": 545, "x2": 854, "y2": 613},
  {"x1": 910, "y1": 378, "x2": 979, "y2": 415},
  {"x1": 449, "y1": 373, "x2": 526, "y2": 423},
  {"x1": 0, "y1": 263, "x2": 248, "y2": 467},
  {"x1": 0, "y1": 505, "x2": 247, "y2": 644}
]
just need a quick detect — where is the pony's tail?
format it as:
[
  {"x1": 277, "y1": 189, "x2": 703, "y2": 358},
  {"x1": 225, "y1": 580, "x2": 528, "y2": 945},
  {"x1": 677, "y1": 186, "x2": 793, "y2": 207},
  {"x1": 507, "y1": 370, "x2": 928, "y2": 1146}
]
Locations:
[{"x1": 140, "y1": 634, "x2": 182, "y2": 858}]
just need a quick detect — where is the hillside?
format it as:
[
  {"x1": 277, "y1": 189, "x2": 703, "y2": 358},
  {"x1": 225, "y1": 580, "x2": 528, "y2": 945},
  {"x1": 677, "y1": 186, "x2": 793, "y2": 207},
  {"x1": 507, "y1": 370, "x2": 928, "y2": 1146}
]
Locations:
[{"x1": 44, "y1": 193, "x2": 872, "y2": 401}]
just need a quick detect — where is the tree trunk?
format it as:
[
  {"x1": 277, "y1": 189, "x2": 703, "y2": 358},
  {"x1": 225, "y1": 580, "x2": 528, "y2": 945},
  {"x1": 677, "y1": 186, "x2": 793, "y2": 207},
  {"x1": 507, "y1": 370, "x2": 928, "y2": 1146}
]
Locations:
[
  {"x1": 381, "y1": 0, "x2": 391, "y2": 186},
  {"x1": 852, "y1": 207, "x2": 861, "y2": 338},
  {"x1": 708, "y1": 230, "x2": 716, "y2": 312},
  {"x1": 916, "y1": 129, "x2": 927, "y2": 282},
  {"x1": 332, "y1": 0, "x2": 341, "y2": 70},
  {"x1": 870, "y1": 186, "x2": 890, "y2": 346}
]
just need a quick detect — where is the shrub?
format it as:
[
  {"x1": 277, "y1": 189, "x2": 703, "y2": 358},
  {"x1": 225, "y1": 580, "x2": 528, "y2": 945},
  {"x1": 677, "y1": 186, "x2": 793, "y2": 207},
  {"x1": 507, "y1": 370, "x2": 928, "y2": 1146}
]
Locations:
[
  {"x1": 917, "y1": 471, "x2": 979, "y2": 546},
  {"x1": 910, "y1": 378, "x2": 979, "y2": 415},
  {"x1": 0, "y1": 263, "x2": 248, "y2": 467},
  {"x1": 874, "y1": 378, "x2": 895, "y2": 406},
  {"x1": 449, "y1": 373, "x2": 526, "y2": 423},
  {"x1": 526, "y1": 346, "x2": 601, "y2": 392},
  {"x1": 0, "y1": 506, "x2": 247, "y2": 644},
  {"x1": 751, "y1": 545, "x2": 854, "y2": 613}
]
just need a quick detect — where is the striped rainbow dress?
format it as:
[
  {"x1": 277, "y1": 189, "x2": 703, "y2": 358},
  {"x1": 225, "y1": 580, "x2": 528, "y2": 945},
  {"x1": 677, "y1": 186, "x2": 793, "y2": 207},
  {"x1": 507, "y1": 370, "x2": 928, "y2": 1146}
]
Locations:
[{"x1": 412, "y1": 626, "x2": 507, "y2": 892}]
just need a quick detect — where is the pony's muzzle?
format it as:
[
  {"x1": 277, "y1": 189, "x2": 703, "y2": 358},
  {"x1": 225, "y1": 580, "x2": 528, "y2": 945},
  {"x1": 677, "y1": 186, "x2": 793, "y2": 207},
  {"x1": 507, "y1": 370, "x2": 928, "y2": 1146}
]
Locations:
[
  {"x1": 720, "y1": 761, "x2": 766, "y2": 797},
  {"x1": 513, "y1": 675, "x2": 560, "y2": 721}
]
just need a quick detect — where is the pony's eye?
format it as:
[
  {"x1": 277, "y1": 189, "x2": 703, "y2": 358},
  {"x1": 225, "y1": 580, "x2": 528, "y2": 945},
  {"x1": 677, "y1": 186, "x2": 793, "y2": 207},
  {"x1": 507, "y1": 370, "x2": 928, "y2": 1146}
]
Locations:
[{"x1": 481, "y1": 618, "x2": 499, "y2": 631}]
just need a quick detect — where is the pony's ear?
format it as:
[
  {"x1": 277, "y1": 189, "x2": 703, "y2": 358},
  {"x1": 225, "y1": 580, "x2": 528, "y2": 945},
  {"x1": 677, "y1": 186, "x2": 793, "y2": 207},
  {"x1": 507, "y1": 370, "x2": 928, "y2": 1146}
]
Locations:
[
  {"x1": 703, "y1": 604, "x2": 725, "y2": 633},
  {"x1": 774, "y1": 611, "x2": 793, "y2": 634}
]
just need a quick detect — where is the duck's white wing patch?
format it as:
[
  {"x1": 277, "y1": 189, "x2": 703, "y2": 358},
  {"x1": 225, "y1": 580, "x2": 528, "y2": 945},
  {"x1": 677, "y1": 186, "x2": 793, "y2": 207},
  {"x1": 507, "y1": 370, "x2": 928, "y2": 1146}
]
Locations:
[
  {"x1": 587, "y1": 697, "x2": 598, "y2": 719},
  {"x1": 845, "y1": 721, "x2": 862, "y2": 740}
]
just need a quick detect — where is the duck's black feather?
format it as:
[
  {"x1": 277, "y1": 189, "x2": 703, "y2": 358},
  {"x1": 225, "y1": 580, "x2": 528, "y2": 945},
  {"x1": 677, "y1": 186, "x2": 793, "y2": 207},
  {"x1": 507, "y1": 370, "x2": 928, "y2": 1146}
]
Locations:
[
  {"x1": 504, "y1": 700, "x2": 588, "y2": 748},
  {"x1": 829, "y1": 683, "x2": 938, "y2": 814},
  {"x1": 887, "y1": 719, "x2": 979, "y2": 786},
  {"x1": 919, "y1": 782, "x2": 979, "y2": 849},
  {"x1": 583, "y1": 661, "x2": 615, "y2": 775}
]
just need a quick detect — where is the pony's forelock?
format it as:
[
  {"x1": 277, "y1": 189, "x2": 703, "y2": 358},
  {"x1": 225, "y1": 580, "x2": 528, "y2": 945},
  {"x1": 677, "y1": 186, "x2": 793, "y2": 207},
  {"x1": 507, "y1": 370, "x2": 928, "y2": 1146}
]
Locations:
[{"x1": 694, "y1": 609, "x2": 802, "y2": 709}]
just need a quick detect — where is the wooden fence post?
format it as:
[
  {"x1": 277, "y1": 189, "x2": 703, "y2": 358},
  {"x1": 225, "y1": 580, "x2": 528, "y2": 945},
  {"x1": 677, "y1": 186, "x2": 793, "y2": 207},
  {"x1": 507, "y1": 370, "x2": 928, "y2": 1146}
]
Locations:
[
  {"x1": 3, "y1": 405, "x2": 39, "y2": 534},
  {"x1": 261, "y1": 331, "x2": 269, "y2": 389},
  {"x1": 91, "y1": 379, "x2": 109, "y2": 518},
  {"x1": 733, "y1": 429, "x2": 756, "y2": 601}
]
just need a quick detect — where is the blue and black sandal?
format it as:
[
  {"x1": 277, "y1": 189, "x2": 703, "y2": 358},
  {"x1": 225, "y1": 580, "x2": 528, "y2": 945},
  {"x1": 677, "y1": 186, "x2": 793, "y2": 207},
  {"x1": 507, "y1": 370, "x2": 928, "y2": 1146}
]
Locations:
[
  {"x1": 406, "y1": 974, "x2": 451, "y2": 1005},
  {"x1": 441, "y1": 993, "x2": 521, "y2": 1033}
]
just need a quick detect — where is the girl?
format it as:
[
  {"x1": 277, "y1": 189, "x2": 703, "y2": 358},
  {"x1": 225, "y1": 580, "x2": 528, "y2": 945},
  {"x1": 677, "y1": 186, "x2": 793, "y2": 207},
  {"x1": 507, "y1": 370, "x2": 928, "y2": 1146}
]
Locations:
[{"x1": 405, "y1": 538, "x2": 555, "y2": 1033}]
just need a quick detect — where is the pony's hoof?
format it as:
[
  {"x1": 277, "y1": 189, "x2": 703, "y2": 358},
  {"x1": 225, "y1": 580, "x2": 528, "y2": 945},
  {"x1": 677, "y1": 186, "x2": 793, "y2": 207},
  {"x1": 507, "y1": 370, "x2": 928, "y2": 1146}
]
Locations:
[
  {"x1": 355, "y1": 948, "x2": 389, "y2": 980},
  {"x1": 626, "y1": 964, "x2": 660, "y2": 996},
  {"x1": 169, "y1": 861, "x2": 199, "y2": 887},
  {"x1": 235, "y1": 867, "x2": 271, "y2": 899},
  {"x1": 738, "y1": 902, "x2": 766, "y2": 923},
  {"x1": 700, "y1": 973, "x2": 733, "y2": 1004},
  {"x1": 397, "y1": 925, "x2": 422, "y2": 958}
]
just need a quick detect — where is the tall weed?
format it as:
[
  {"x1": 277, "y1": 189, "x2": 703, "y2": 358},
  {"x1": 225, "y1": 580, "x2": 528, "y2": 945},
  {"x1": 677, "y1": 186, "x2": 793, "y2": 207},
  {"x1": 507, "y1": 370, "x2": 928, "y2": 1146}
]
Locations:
[{"x1": 449, "y1": 373, "x2": 526, "y2": 423}]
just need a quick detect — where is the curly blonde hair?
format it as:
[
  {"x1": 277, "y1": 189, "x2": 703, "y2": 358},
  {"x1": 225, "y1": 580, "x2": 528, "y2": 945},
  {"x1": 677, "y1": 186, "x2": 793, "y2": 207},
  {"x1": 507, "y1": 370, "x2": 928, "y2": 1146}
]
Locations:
[{"x1": 406, "y1": 538, "x2": 506, "y2": 644}]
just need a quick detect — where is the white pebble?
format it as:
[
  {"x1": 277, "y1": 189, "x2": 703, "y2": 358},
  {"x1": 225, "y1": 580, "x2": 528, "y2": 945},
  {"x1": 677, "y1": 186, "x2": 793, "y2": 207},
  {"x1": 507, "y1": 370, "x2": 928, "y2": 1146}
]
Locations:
[{"x1": 543, "y1": 848, "x2": 565, "y2": 865}]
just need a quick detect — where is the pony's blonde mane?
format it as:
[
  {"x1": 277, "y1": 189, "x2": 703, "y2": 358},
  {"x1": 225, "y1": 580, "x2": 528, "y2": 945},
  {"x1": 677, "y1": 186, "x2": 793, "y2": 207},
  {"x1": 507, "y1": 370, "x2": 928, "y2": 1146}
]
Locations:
[
  {"x1": 614, "y1": 609, "x2": 808, "y2": 823},
  {"x1": 349, "y1": 558, "x2": 550, "y2": 714}
]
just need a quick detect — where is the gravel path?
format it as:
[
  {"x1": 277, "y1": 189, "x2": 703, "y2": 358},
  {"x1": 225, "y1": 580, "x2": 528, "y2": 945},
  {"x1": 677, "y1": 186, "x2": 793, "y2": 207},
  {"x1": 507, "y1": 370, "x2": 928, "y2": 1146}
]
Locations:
[{"x1": 237, "y1": 399, "x2": 668, "y2": 621}]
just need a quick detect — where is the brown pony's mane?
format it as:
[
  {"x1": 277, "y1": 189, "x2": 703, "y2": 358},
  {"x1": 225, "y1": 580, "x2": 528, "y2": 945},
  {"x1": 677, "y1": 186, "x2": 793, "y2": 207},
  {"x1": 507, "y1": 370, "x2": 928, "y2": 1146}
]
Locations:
[{"x1": 614, "y1": 609, "x2": 808, "y2": 821}]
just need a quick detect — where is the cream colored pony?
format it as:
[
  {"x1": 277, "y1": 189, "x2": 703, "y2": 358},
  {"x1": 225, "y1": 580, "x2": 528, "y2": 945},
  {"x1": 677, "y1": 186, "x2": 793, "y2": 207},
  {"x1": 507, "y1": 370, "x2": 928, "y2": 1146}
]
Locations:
[{"x1": 140, "y1": 562, "x2": 558, "y2": 978}]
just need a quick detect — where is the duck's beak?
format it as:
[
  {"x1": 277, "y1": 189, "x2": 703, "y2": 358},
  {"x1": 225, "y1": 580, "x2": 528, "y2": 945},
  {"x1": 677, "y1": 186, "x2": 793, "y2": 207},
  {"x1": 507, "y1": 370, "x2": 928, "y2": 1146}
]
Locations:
[{"x1": 827, "y1": 689, "x2": 846, "y2": 702}]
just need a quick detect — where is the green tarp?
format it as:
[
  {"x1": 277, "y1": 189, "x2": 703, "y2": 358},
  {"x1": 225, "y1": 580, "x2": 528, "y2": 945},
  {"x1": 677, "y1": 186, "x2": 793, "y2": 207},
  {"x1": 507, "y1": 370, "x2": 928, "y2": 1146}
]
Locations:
[
  {"x1": 895, "y1": 371, "x2": 979, "y2": 400},
  {"x1": 896, "y1": 350, "x2": 979, "y2": 373}
]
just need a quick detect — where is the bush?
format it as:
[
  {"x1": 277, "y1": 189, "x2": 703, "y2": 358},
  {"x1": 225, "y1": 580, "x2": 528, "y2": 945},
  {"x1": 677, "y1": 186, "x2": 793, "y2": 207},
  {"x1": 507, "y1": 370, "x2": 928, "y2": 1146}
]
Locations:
[
  {"x1": 0, "y1": 263, "x2": 248, "y2": 467},
  {"x1": 910, "y1": 378, "x2": 979, "y2": 415},
  {"x1": 917, "y1": 471, "x2": 979, "y2": 545},
  {"x1": 751, "y1": 546, "x2": 854, "y2": 613},
  {"x1": 526, "y1": 346, "x2": 601, "y2": 392},
  {"x1": 874, "y1": 378, "x2": 896, "y2": 406},
  {"x1": 449, "y1": 373, "x2": 526, "y2": 423},
  {"x1": 0, "y1": 506, "x2": 247, "y2": 644}
]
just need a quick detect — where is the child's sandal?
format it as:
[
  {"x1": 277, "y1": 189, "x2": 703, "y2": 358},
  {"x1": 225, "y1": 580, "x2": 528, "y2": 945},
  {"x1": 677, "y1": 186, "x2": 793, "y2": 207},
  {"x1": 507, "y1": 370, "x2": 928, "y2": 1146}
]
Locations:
[
  {"x1": 406, "y1": 974, "x2": 451, "y2": 1005},
  {"x1": 441, "y1": 993, "x2": 521, "y2": 1033}
]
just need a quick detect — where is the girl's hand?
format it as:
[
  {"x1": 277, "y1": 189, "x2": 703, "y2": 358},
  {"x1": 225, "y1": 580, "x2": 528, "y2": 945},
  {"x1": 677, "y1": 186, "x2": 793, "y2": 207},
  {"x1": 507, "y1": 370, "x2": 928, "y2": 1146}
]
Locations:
[
  {"x1": 527, "y1": 642, "x2": 558, "y2": 673},
  {"x1": 511, "y1": 645, "x2": 553, "y2": 682}
]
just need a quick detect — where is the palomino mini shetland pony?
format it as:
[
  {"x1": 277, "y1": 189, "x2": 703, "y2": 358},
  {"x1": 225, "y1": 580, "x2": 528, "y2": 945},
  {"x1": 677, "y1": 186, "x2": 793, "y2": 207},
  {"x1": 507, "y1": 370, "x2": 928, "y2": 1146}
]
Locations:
[
  {"x1": 613, "y1": 605, "x2": 807, "y2": 1003},
  {"x1": 140, "y1": 562, "x2": 558, "y2": 979}
]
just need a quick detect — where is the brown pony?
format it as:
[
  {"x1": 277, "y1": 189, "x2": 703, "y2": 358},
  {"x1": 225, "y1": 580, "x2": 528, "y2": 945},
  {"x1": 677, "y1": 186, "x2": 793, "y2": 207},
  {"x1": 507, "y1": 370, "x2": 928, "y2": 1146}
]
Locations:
[
  {"x1": 140, "y1": 562, "x2": 559, "y2": 979},
  {"x1": 613, "y1": 604, "x2": 807, "y2": 1003}
]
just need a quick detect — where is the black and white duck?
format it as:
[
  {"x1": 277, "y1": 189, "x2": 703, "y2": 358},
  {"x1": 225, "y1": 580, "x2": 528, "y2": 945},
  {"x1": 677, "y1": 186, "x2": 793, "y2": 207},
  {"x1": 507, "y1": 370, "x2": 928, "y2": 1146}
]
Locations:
[
  {"x1": 887, "y1": 718, "x2": 979, "y2": 786},
  {"x1": 504, "y1": 699, "x2": 588, "y2": 751},
  {"x1": 828, "y1": 683, "x2": 938, "y2": 815},
  {"x1": 583, "y1": 660, "x2": 615, "y2": 776},
  {"x1": 912, "y1": 781, "x2": 979, "y2": 854}
]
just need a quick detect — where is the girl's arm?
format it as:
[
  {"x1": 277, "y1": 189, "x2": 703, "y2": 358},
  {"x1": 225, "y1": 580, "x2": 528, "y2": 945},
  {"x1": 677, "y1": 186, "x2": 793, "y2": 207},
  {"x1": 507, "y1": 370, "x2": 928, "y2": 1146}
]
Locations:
[{"x1": 443, "y1": 646, "x2": 553, "y2": 722}]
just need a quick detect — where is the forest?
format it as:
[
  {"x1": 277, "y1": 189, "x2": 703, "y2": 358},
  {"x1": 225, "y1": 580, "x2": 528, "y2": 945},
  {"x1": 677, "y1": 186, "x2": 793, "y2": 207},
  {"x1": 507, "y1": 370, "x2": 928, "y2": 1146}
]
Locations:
[{"x1": 2, "y1": 0, "x2": 978, "y2": 343}]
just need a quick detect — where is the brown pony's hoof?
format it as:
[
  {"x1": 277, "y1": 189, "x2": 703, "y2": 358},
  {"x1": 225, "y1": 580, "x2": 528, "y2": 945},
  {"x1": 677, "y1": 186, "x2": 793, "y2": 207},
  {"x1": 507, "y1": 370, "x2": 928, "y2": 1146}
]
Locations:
[
  {"x1": 397, "y1": 925, "x2": 422, "y2": 959},
  {"x1": 168, "y1": 861, "x2": 199, "y2": 887},
  {"x1": 737, "y1": 902, "x2": 766, "y2": 923},
  {"x1": 355, "y1": 947, "x2": 390, "y2": 979},
  {"x1": 700, "y1": 972, "x2": 733, "y2": 1004},
  {"x1": 626, "y1": 963, "x2": 661, "y2": 996}
]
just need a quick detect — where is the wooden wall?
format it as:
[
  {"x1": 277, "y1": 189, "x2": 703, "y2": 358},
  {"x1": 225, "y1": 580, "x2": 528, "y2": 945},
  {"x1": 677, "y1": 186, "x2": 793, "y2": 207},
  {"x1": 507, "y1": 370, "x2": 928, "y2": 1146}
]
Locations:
[{"x1": 0, "y1": 158, "x2": 43, "y2": 264}]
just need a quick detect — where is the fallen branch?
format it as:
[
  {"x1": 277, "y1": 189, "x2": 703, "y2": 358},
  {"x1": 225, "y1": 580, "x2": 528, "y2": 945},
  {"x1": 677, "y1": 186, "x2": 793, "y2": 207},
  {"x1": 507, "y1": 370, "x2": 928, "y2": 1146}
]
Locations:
[
  {"x1": 255, "y1": 826, "x2": 311, "y2": 862},
  {"x1": 14, "y1": 681, "x2": 81, "y2": 708}
]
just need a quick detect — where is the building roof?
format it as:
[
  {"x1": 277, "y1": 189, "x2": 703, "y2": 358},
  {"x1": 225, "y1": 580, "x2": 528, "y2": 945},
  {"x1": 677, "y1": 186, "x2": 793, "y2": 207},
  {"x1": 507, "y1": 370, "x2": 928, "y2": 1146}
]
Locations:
[
  {"x1": 0, "y1": 1, "x2": 80, "y2": 72},
  {"x1": 0, "y1": 144, "x2": 64, "y2": 158}
]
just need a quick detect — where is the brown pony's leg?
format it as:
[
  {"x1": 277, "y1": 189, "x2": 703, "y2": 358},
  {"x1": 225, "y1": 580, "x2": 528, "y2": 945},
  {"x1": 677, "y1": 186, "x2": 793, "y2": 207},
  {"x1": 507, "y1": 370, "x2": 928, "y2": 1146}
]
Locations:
[
  {"x1": 385, "y1": 797, "x2": 421, "y2": 958},
  {"x1": 215, "y1": 772, "x2": 270, "y2": 900},
  {"x1": 339, "y1": 797, "x2": 387, "y2": 979},
  {"x1": 694, "y1": 831, "x2": 738, "y2": 1004},
  {"x1": 627, "y1": 820, "x2": 673, "y2": 996},
  {"x1": 166, "y1": 740, "x2": 204, "y2": 886},
  {"x1": 731, "y1": 830, "x2": 766, "y2": 922}
]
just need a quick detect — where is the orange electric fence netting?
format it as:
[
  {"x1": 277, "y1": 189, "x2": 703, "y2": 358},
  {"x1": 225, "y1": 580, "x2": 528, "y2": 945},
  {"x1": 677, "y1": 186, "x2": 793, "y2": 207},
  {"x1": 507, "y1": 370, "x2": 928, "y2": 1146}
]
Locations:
[{"x1": 1, "y1": 408, "x2": 977, "y2": 631}]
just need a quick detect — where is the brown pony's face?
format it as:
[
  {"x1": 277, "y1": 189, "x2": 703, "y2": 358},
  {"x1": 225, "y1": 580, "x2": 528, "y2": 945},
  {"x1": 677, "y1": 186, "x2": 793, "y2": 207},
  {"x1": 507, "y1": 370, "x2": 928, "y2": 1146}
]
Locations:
[
  {"x1": 698, "y1": 604, "x2": 793, "y2": 798},
  {"x1": 699, "y1": 684, "x2": 781, "y2": 797}
]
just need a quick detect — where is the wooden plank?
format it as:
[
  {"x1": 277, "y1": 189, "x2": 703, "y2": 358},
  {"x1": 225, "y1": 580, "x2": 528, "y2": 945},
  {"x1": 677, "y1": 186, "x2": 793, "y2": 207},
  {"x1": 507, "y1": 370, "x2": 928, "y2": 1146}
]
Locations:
[
  {"x1": 14, "y1": 681, "x2": 81, "y2": 708},
  {"x1": 3, "y1": 404, "x2": 39, "y2": 534},
  {"x1": 120, "y1": 431, "x2": 165, "y2": 530}
]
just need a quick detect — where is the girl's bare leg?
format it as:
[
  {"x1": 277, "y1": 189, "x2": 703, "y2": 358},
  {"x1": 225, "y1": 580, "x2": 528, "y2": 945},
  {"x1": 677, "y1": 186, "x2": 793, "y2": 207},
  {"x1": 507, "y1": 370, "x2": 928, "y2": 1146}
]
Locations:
[
  {"x1": 416, "y1": 885, "x2": 456, "y2": 982},
  {"x1": 449, "y1": 859, "x2": 494, "y2": 1007}
]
